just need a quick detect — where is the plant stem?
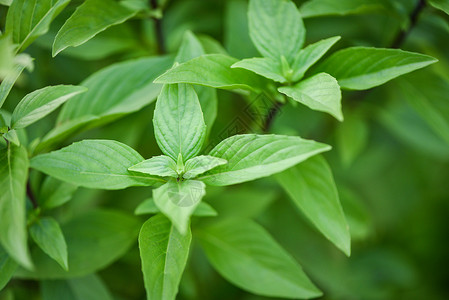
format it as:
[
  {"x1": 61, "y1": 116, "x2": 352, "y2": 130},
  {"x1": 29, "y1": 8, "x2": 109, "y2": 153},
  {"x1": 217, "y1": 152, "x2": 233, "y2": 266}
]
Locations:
[
  {"x1": 390, "y1": 0, "x2": 426, "y2": 48},
  {"x1": 27, "y1": 181, "x2": 38, "y2": 209},
  {"x1": 150, "y1": 0, "x2": 166, "y2": 54},
  {"x1": 262, "y1": 101, "x2": 283, "y2": 133}
]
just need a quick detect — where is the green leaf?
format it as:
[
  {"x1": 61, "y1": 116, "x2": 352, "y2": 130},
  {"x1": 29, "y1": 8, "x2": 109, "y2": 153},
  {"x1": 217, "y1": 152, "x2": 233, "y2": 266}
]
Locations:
[
  {"x1": 11, "y1": 85, "x2": 87, "y2": 129},
  {"x1": 0, "y1": 54, "x2": 33, "y2": 109},
  {"x1": 53, "y1": 0, "x2": 138, "y2": 57},
  {"x1": 5, "y1": 0, "x2": 70, "y2": 52},
  {"x1": 0, "y1": 246, "x2": 17, "y2": 291},
  {"x1": 17, "y1": 210, "x2": 140, "y2": 279},
  {"x1": 300, "y1": 0, "x2": 385, "y2": 18},
  {"x1": 154, "y1": 54, "x2": 266, "y2": 92},
  {"x1": 198, "y1": 219, "x2": 321, "y2": 298},
  {"x1": 153, "y1": 84, "x2": 206, "y2": 161},
  {"x1": 38, "y1": 177, "x2": 77, "y2": 210},
  {"x1": 199, "y1": 134, "x2": 331, "y2": 186},
  {"x1": 135, "y1": 198, "x2": 217, "y2": 217},
  {"x1": 291, "y1": 36, "x2": 341, "y2": 82},
  {"x1": 139, "y1": 214, "x2": 191, "y2": 300},
  {"x1": 129, "y1": 155, "x2": 178, "y2": 178},
  {"x1": 37, "y1": 56, "x2": 172, "y2": 151},
  {"x1": 0, "y1": 35, "x2": 15, "y2": 78},
  {"x1": 29, "y1": 217, "x2": 68, "y2": 271},
  {"x1": 175, "y1": 31, "x2": 205, "y2": 63},
  {"x1": 0, "y1": 144, "x2": 32, "y2": 269},
  {"x1": 231, "y1": 57, "x2": 287, "y2": 83},
  {"x1": 313, "y1": 47, "x2": 438, "y2": 90},
  {"x1": 278, "y1": 73, "x2": 343, "y2": 121},
  {"x1": 336, "y1": 112, "x2": 368, "y2": 166},
  {"x1": 275, "y1": 155, "x2": 351, "y2": 256},
  {"x1": 248, "y1": 0, "x2": 305, "y2": 63},
  {"x1": 41, "y1": 274, "x2": 113, "y2": 300},
  {"x1": 153, "y1": 180, "x2": 206, "y2": 234},
  {"x1": 0, "y1": 0, "x2": 12, "y2": 6},
  {"x1": 30, "y1": 140, "x2": 164, "y2": 190},
  {"x1": 429, "y1": 0, "x2": 449, "y2": 15},
  {"x1": 183, "y1": 156, "x2": 227, "y2": 179},
  {"x1": 3, "y1": 129, "x2": 20, "y2": 146}
]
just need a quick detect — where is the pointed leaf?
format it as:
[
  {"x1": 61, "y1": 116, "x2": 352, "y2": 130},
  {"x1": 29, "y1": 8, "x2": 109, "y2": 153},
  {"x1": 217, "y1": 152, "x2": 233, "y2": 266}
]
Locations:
[
  {"x1": 313, "y1": 47, "x2": 438, "y2": 90},
  {"x1": 154, "y1": 54, "x2": 266, "y2": 92},
  {"x1": 232, "y1": 57, "x2": 287, "y2": 83},
  {"x1": 248, "y1": 0, "x2": 305, "y2": 63},
  {"x1": 291, "y1": 36, "x2": 341, "y2": 81},
  {"x1": 139, "y1": 214, "x2": 191, "y2": 300},
  {"x1": 275, "y1": 155, "x2": 351, "y2": 256},
  {"x1": 199, "y1": 134, "x2": 331, "y2": 186},
  {"x1": 153, "y1": 84, "x2": 206, "y2": 161},
  {"x1": 5, "y1": 0, "x2": 70, "y2": 52},
  {"x1": 30, "y1": 217, "x2": 68, "y2": 270},
  {"x1": 153, "y1": 180, "x2": 206, "y2": 234},
  {"x1": 129, "y1": 155, "x2": 178, "y2": 178},
  {"x1": 53, "y1": 0, "x2": 138, "y2": 56},
  {"x1": 0, "y1": 144, "x2": 32, "y2": 269},
  {"x1": 279, "y1": 73, "x2": 343, "y2": 121},
  {"x1": 11, "y1": 85, "x2": 87, "y2": 129},
  {"x1": 31, "y1": 140, "x2": 164, "y2": 190},
  {"x1": 198, "y1": 219, "x2": 321, "y2": 298},
  {"x1": 183, "y1": 155, "x2": 227, "y2": 179},
  {"x1": 3, "y1": 129, "x2": 20, "y2": 146}
]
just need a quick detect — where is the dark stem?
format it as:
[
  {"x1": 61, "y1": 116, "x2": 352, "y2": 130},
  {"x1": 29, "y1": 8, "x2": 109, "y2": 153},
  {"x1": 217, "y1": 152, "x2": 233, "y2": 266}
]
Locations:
[
  {"x1": 262, "y1": 101, "x2": 284, "y2": 133},
  {"x1": 27, "y1": 181, "x2": 38, "y2": 209},
  {"x1": 390, "y1": 0, "x2": 426, "y2": 48},
  {"x1": 150, "y1": 0, "x2": 166, "y2": 54}
]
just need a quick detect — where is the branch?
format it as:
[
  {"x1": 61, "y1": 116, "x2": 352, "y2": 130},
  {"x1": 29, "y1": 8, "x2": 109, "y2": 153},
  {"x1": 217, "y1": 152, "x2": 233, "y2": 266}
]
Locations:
[
  {"x1": 390, "y1": 0, "x2": 426, "y2": 48},
  {"x1": 27, "y1": 181, "x2": 38, "y2": 209},
  {"x1": 150, "y1": 0, "x2": 166, "y2": 54}
]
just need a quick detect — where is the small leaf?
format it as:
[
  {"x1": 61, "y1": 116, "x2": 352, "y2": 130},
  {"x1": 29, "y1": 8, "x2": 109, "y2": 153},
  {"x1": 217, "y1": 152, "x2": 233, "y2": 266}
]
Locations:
[
  {"x1": 29, "y1": 217, "x2": 68, "y2": 271},
  {"x1": 199, "y1": 134, "x2": 331, "y2": 186},
  {"x1": 11, "y1": 85, "x2": 87, "y2": 129},
  {"x1": 278, "y1": 73, "x2": 343, "y2": 121},
  {"x1": 175, "y1": 31, "x2": 205, "y2": 63},
  {"x1": 53, "y1": 0, "x2": 138, "y2": 56},
  {"x1": 139, "y1": 214, "x2": 191, "y2": 300},
  {"x1": 198, "y1": 219, "x2": 321, "y2": 298},
  {"x1": 183, "y1": 155, "x2": 227, "y2": 179},
  {"x1": 313, "y1": 47, "x2": 438, "y2": 90},
  {"x1": 300, "y1": 0, "x2": 385, "y2": 18},
  {"x1": 0, "y1": 246, "x2": 18, "y2": 290},
  {"x1": 275, "y1": 155, "x2": 351, "y2": 256},
  {"x1": 3, "y1": 129, "x2": 20, "y2": 146},
  {"x1": 129, "y1": 155, "x2": 178, "y2": 178},
  {"x1": 154, "y1": 54, "x2": 266, "y2": 92},
  {"x1": 0, "y1": 54, "x2": 33, "y2": 109},
  {"x1": 0, "y1": 144, "x2": 32, "y2": 270},
  {"x1": 5, "y1": 0, "x2": 70, "y2": 52},
  {"x1": 153, "y1": 180, "x2": 206, "y2": 234},
  {"x1": 135, "y1": 198, "x2": 217, "y2": 217},
  {"x1": 232, "y1": 57, "x2": 287, "y2": 83},
  {"x1": 38, "y1": 177, "x2": 77, "y2": 210},
  {"x1": 291, "y1": 36, "x2": 341, "y2": 82},
  {"x1": 30, "y1": 140, "x2": 164, "y2": 190},
  {"x1": 248, "y1": 0, "x2": 305, "y2": 63},
  {"x1": 153, "y1": 84, "x2": 206, "y2": 161}
]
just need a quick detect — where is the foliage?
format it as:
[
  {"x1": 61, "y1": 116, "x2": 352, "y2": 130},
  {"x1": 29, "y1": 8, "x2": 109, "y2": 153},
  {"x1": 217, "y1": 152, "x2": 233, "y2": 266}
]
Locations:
[{"x1": 0, "y1": 0, "x2": 448, "y2": 299}]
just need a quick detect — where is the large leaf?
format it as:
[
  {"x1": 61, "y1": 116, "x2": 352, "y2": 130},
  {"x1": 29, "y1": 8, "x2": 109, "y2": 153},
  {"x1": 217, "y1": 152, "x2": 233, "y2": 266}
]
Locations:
[
  {"x1": 0, "y1": 54, "x2": 33, "y2": 109},
  {"x1": 154, "y1": 54, "x2": 266, "y2": 92},
  {"x1": 31, "y1": 140, "x2": 164, "y2": 190},
  {"x1": 17, "y1": 210, "x2": 140, "y2": 279},
  {"x1": 41, "y1": 274, "x2": 113, "y2": 300},
  {"x1": 313, "y1": 47, "x2": 437, "y2": 90},
  {"x1": 29, "y1": 217, "x2": 68, "y2": 270},
  {"x1": 153, "y1": 180, "x2": 206, "y2": 234},
  {"x1": 129, "y1": 156, "x2": 178, "y2": 178},
  {"x1": 278, "y1": 73, "x2": 343, "y2": 121},
  {"x1": 53, "y1": 0, "x2": 138, "y2": 56},
  {"x1": 275, "y1": 155, "x2": 351, "y2": 256},
  {"x1": 153, "y1": 84, "x2": 206, "y2": 161},
  {"x1": 0, "y1": 144, "x2": 32, "y2": 269},
  {"x1": 198, "y1": 134, "x2": 331, "y2": 186},
  {"x1": 5, "y1": 0, "x2": 70, "y2": 51},
  {"x1": 300, "y1": 0, "x2": 385, "y2": 18},
  {"x1": 11, "y1": 85, "x2": 87, "y2": 129},
  {"x1": 291, "y1": 36, "x2": 341, "y2": 82},
  {"x1": 139, "y1": 214, "x2": 191, "y2": 300},
  {"x1": 198, "y1": 219, "x2": 321, "y2": 298},
  {"x1": 248, "y1": 0, "x2": 305, "y2": 63},
  {"x1": 0, "y1": 246, "x2": 17, "y2": 290},
  {"x1": 37, "y1": 56, "x2": 172, "y2": 151}
]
